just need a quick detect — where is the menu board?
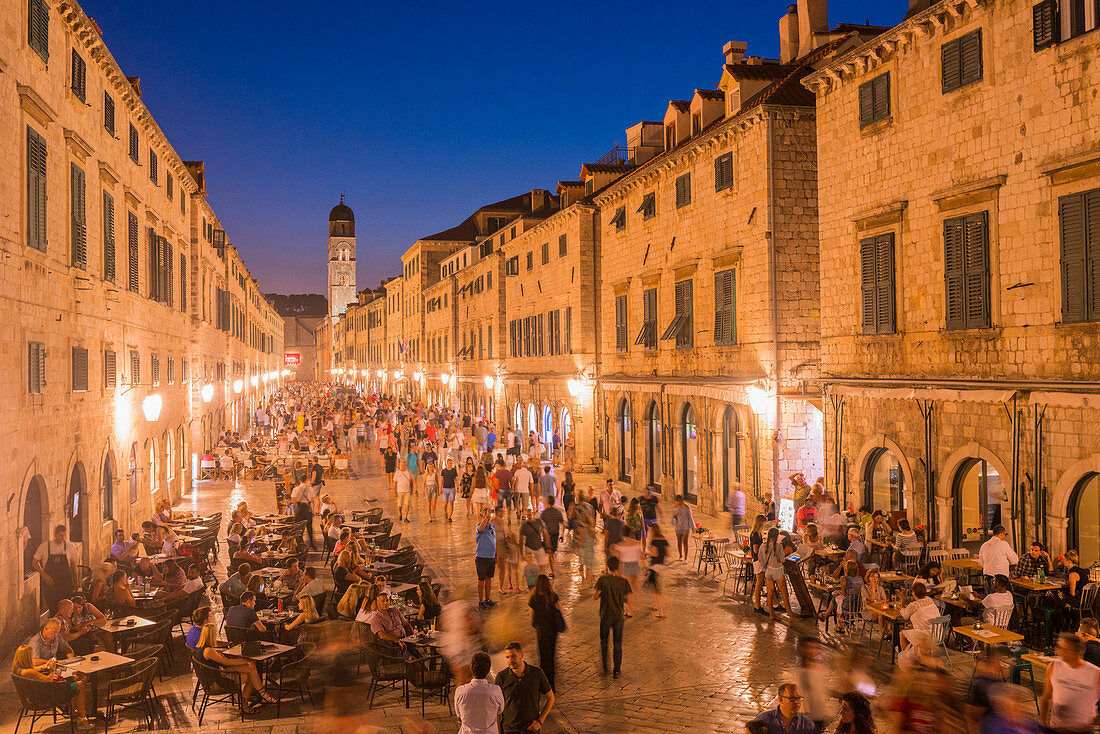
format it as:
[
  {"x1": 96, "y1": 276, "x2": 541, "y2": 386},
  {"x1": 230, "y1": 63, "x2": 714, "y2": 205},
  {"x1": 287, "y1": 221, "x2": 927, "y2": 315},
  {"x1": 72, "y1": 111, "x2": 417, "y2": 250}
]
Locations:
[{"x1": 778, "y1": 498, "x2": 796, "y2": 532}]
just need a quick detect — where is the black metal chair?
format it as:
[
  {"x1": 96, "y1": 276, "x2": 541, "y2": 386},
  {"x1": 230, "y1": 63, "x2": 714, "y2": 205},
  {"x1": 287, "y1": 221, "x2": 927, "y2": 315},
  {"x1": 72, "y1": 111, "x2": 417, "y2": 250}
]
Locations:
[
  {"x1": 404, "y1": 653, "x2": 452, "y2": 715},
  {"x1": 365, "y1": 643, "x2": 407, "y2": 709},
  {"x1": 192, "y1": 658, "x2": 242, "y2": 724},
  {"x1": 225, "y1": 625, "x2": 259, "y2": 645},
  {"x1": 104, "y1": 656, "x2": 158, "y2": 732},
  {"x1": 271, "y1": 643, "x2": 316, "y2": 717},
  {"x1": 11, "y1": 674, "x2": 76, "y2": 734}
]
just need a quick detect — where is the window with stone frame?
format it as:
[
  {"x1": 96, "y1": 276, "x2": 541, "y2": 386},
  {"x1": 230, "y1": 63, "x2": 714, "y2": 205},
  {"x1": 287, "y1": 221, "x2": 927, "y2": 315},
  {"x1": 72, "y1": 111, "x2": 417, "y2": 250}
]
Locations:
[
  {"x1": 941, "y1": 30, "x2": 983, "y2": 93},
  {"x1": 611, "y1": 206, "x2": 626, "y2": 232},
  {"x1": 858, "y1": 73, "x2": 891, "y2": 128},
  {"x1": 615, "y1": 295, "x2": 628, "y2": 353},
  {"x1": 943, "y1": 211, "x2": 991, "y2": 330},
  {"x1": 27, "y1": 126, "x2": 48, "y2": 253},
  {"x1": 28, "y1": 0, "x2": 49, "y2": 62},
  {"x1": 675, "y1": 174, "x2": 692, "y2": 209},
  {"x1": 28, "y1": 342, "x2": 46, "y2": 394},
  {"x1": 637, "y1": 192, "x2": 656, "y2": 220},
  {"x1": 714, "y1": 153, "x2": 734, "y2": 192},
  {"x1": 1058, "y1": 187, "x2": 1100, "y2": 323},
  {"x1": 860, "y1": 233, "x2": 896, "y2": 335},
  {"x1": 71, "y1": 346, "x2": 88, "y2": 392},
  {"x1": 559, "y1": 234, "x2": 567, "y2": 257},
  {"x1": 70, "y1": 49, "x2": 86, "y2": 102},
  {"x1": 661, "y1": 279, "x2": 694, "y2": 347},
  {"x1": 104, "y1": 349, "x2": 116, "y2": 389},
  {"x1": 713, "y1": 268, "x2": 738, "y2": 344},
  {"x1": 70, "y1": 163, "x2": 86, "y2": 269},
  {"x1": 129, "y1": 124, "x2": 139, "y2": 163},
  {"x1": 635, "y1": 288, "x2": 657, "y2": 349}
]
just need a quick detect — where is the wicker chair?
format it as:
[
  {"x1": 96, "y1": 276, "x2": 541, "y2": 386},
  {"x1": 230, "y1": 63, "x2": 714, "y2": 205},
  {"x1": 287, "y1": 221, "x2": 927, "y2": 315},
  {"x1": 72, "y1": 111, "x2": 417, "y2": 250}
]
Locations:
[
  {"x1": 365, "y1": 643, "x2": 407, "y2": 709},
  {"x1": 404, "y1": 653, "x2": 452, "y2": 715},
  {"x1": 104, "y1": 657, "x2": 158, "y2": 731},
  {"x1": 192, "y1": 658, "x2": 242, "y2": 724},
  {"x1": 11, "y1": 673, "x2": 76, "y2": 734},
  {"x1": 271, "y1": 643, "x2": 316, "y2": 717}
]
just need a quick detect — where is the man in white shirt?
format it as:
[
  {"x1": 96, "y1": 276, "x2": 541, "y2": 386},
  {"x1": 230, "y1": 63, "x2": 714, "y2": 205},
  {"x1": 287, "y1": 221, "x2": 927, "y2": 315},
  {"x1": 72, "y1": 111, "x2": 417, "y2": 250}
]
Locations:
[
  {"x1": 980, "y1": 575, "x2": 1015, "y2": 624},
  {"x1": 455, "y1": 651, "x2": 505, "y2": 734},
  {"x1": 394, "y1": 460, "x2": 415, "y2": 523},
  {"x1": 512, "y1": 462, "x2": 534, "y2": 513},
  {"x1": 900, "y1": 582, "x2": 941, "y2": 650},
  {"x1": 978, "y1": 525, "x2": 1019, "y2": 594}
]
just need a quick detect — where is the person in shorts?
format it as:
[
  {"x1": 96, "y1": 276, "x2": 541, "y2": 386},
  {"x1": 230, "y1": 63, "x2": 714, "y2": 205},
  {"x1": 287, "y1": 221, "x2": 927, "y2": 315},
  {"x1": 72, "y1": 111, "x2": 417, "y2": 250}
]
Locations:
[
  {"x1": 475, "y1": 508, "x2": 497, "y2": 609},
  {"x1": 394, "y1": 459, "x2": 414, "y2": 523},
  {"x1": 441, "y1": 458, "x2": 458, "y2": 523},
  {"x1": 494, "y1": 459, "x2": 514, "y2": 522}
]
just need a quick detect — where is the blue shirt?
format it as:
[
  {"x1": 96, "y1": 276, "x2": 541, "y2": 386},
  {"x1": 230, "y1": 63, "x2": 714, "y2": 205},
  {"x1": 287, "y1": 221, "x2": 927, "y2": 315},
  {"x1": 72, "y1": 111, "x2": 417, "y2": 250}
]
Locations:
[
  {"x1": 753, "y1": 708, "x2": 818, "y2": 734},
  {"x1": 475, "y1": 522, "x2": 496, "y2": 558},
  {"x1": 226, "y1": 603, "x2": 259, "y2": 629},
  {"x1": 185, "y1": 625, "x2": 202, "y2": 650}
]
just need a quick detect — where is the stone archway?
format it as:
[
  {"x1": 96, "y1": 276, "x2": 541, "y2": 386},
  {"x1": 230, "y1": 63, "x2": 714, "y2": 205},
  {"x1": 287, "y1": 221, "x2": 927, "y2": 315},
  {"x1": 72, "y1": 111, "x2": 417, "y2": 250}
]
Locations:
[
  {"x1": 22, "y1": 475, "x2": 49, "y2": 577},
  {"x1": 853, "y1": 435, "x2": 917, "y2": 513},
  {"x1": 1049, "y1": 453, "x2": 1100, "y2": 556},
  {"x1": 67, "y1": 462, "x2": 88, "y2": 563},
  {"x1": 938, "y1": 442, "x2": 1011, "y2": 548}
]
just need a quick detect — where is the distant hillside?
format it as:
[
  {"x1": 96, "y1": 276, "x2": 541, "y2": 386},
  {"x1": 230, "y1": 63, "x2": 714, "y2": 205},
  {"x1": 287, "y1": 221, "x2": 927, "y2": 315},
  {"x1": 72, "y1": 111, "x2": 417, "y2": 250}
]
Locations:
[{"x1": 265, "y1": 293, "x2": 328, "y2": 318}]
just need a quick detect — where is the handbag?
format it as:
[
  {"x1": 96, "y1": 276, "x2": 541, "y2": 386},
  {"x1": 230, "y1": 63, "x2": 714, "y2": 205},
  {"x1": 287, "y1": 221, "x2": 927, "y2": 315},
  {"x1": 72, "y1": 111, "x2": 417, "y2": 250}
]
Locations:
[{"x1": 553, "y1": 605, "x2": 567, "y2": 633}]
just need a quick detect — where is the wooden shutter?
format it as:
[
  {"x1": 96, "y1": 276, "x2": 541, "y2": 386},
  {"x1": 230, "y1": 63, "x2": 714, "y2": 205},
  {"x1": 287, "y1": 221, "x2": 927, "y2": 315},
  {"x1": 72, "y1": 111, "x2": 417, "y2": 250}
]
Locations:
[
  {"x1": 1033, "y1": 0, "x2": 1059, "y2": 49},
  {"x1": 28, "y1": 342, "x2": 45, "y2": 393},
  {"x1": 151, "y1": 354, "x2": 160, "y2": 385},
  {"x1": 1087, "y1": 191, "x2": 1100, "y2": 320},
  {"x1": 1060, "y1": 192, "x2": 1088, "y2": 322},
  {"x1": 26, "y1": 126, "x2": 48, "y2": 253},
  {"x1": 875, "y1": 234, "x2": 896, "y2": 333},
  {"x1": 944, "y1": 218, "x2": 967, "y2": 329},
  {"x1": 71, "y1": 49, "x2": 86, "y2": 101},
  {"x1": 960, "y1": 30, "x2": 983, "y2": 86},
  {"x1": 127, "y1": 212, "x2": 139, "y2": 291},
  {"x1": 70, "y1": 163, "x2": 86, "y2": 269},
  {"x1": 161, "y1": 237, "x2": 172, "y2": 306},
  {"x1": 180, "y1": 254, "x2": 187, "y2": 311},
  {"x1": 149, "y1": 150, "x2": 158, "y2": 183},
  {"x1": 29, "y1": 0, "x2": 49, "y2": 61},
  {"x1": 148, "y1": 228, "x2": 159, "y2": 300},
  {"x1": 559, "y1": 234, "x2": 567, "y2": 256},
  {"x1": 873, "y1": 74, "x2": 890, "y2": 123},
  {"x1": 714, "y1": 269, "x2": 736, "y2": 344},
  {"x1": 941, "y1": 38, "x2": 962, "y2": 93},
  {"x1": 104, "y1": 92, "x2": 115, "y2": 135},
  {"x1": 675, "y1": 279, "x2": 694, "y2": 347},
  {"x1": 103, "y1": 191, "x2": 115, "y2": 282},
  {"x1": 565, "y1": 306, "x2": 572, "y2": 353},
  {"x1": 963, "y1": 212, "x2": 990, "y2": 328},
  {"x1": 615, "y1": 295, "x2": 627, "y2": 352},
  {"x1": 612, "y1": 206, "x2": 626, "y2": 231},
  {"x1": 714, "y1": 153, "x2": 733, "y2": 192},
  {"x1": 130, "y1": 350, "x2": 140, "y2": 385},
  {"x1": 72, "y1": 346, "x2": 88, "y2": 391},
  {"x1": 860, "y1": 237, "x2": 878, "y2": 333},
  {"x1": 129, "y1": 124, "x2": 138, "y2": 162},
  {"x1": 166, "y1": 174, "x2": 173, "y2": 200},
  {"x1": 104, "y1": 350, "x2": 116, "y2": 388},
  {"x1": 676, "y1": 173, "x2": 692, "y2": 208}
]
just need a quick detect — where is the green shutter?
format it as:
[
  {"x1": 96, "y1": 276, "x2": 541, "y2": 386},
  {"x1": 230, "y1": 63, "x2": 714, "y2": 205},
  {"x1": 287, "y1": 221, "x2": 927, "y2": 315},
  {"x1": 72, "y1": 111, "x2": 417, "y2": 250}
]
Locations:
[
  {"x1": 960, "y1": 30, "x2": 983, "y2": 86},
  {"x1": 1059, "y1": 192, "x2": 1088, "y2": 322},
  {"x1": 103, "y1": 191, "x2": 115, "y2": 282},
  {"x1": 127, "y1": 212, "x2": 139, "y2": 292},
  {"x1": 875, "y1": 234, "x2": 896, "y2": 334},
  {"x1": 1086, "y1": 191, "x2": 1100, "y2": 320},
  {"x1": 858, "y1": 80, "x2": 874, "y2": 127},
  {"x1": 944, "y1": 218, "x2": 966, "y2": 329},
  {"x1": 28, "y1": 0, "x2": 49, "y2": 62},
  {"x1": 963, "y1": 212, "x2": 990, "y2": 328},
  {"x1": 714, "y1": 269, "x2": 736, "y2": 344},
  {"x1": 26, "y1": 126, "x2": 47, "y2": 252},
  {"x1": 860, "y1": 236, "x2": 877, "y2": 333},
  {"x1": 70, "y1": 163, "x2": 86, "y2": 269}
]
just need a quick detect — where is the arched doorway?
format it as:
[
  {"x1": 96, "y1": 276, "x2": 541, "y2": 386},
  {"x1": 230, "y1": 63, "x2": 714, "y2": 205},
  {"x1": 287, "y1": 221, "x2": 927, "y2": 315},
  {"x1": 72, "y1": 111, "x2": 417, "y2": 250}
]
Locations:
[
  {"x1": 682, "y1": 403, "x2": 698, "y2": 502},
  {"x1": 102, "y1": 452, "x2": 115, "y2": 522},
  {"x1": 721, "y1": 407, "x2": 741, "y2": 505},
  {"x1": 1068, "y1": 473, "x2": 1100, "y2": 564},
  {"x1": 953, "y1": 458, "x2": 1006, "y2": 551},
  {"x1": 23, "y1": 476, "x2": 48, "y2": 577},
  {"x1": 617, "y1": 399, "x2": 633, "y2": 482},
  {"x1": 542, "y1": 404, "x2": 553, "y2": 446},
  {"x1": 864, "y1": 448, "x2": 906, "y2": 513},
  {"x1": 527, "y1": 403, "x2": 537, "y2": 444},
  {"x1": 514, "y1": 402, "x2": 524, "y2": 435},
  {"x1": 560, "y1": 407, "x2": 572, "y2": 465},
  {"x1": 68, "y1": 463, "x2": 87, "y2": 562},
  {"x1": 646, "y1": 401, "x2": 662, "y2": 489},
  {"x1": 128, "y1": 443, "x2": 138, "y2": 505}
]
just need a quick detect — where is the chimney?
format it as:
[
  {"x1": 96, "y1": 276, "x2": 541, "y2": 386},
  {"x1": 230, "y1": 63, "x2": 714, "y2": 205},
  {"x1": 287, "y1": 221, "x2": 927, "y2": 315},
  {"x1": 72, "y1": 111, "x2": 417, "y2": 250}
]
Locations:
[
  {"x1": 779, "y1": 4, "x2": 800, "y2": 64},
  {"x1": 529, "y1": 189, "x2": 548, "y2": 213},
  {"x1": 797, "y1": 0, "x2": 829, "y2": 59},
  {"x1": 904, "y1": 0, "x2": 933, "y2": 18},
  {"x1": 127, "y1": 76, "x2": 142, "y2": 97},
  {"x1": 723, "y1": 41, "x2": 748, "y2": 65}
]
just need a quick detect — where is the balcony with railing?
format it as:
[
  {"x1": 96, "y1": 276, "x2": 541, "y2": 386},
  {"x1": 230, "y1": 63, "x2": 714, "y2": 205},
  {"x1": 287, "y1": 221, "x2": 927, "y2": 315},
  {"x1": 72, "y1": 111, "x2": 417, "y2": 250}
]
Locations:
[{"x1": 594, "y1": 145, "x2": 636, "y2": 166}]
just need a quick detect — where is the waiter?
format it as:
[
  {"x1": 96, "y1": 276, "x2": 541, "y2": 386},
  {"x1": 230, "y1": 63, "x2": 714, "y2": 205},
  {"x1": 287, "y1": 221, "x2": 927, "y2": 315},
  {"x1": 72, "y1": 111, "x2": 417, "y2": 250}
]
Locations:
[{"x1": 33, "y1": 525, "x2": 78, "y2": 613}]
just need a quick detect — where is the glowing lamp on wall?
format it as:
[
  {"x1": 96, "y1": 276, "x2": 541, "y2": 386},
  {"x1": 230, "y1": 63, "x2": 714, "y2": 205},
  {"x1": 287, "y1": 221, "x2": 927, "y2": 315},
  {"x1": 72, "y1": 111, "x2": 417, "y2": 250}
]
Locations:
[
  {"x1": 142, "y1": 394, "x2": 162, "y2": 422},
  {"x1": 250, "y1": 375, "x2": 259, "y2": 387},
  {"x1": 201, "y1": 383, "x2": 214, "y2": 403},
  {"x1": 747, "y1": 384, "x2": 771, "y2": 416},
  {"x1": 413, "y1": 371, "x2": 423, "y2": 382},
  {"x1": 440, "y1": 373, "x2": 449, "y2": 384},
  {"x1": 233, "y1": 379, "x2": 244, "y2": 394},
  {"x1": 484, "y1": 376, "x2": 494, "y2": 390},
  {"x1": 567, "y1": 379, "x2": 582, "y2": 397}
]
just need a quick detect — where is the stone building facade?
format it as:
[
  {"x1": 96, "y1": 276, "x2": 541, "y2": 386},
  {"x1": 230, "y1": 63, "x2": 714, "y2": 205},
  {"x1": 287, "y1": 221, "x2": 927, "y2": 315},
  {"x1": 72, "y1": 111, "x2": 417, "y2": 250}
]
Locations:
[
  {"x1": 1, "y1": 0, "x2": 282, "y2": 647},
  {"x1": 805, "y1": 0, "x2": 1100, "y2": 558}
]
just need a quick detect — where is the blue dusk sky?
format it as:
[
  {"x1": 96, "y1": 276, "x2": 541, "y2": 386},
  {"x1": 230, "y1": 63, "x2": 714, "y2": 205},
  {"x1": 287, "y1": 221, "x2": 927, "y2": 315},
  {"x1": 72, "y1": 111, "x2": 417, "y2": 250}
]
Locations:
[{"x1": 80, "y1": 0, "x2": 907, "y2": 295}]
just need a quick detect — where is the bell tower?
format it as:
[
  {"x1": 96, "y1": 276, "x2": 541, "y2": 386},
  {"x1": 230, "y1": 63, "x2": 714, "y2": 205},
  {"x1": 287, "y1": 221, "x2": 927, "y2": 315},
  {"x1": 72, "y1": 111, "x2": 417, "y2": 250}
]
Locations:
[{"x1": 327, "y1": 195, "x2": 356, "y2": 317}]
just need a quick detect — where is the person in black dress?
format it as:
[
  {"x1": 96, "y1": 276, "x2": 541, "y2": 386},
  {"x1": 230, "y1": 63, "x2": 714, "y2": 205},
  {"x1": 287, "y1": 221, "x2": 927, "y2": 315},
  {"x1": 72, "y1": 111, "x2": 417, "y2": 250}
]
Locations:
[{"x1": 528, "y1": 574, "x2": 562, "y2": 691}]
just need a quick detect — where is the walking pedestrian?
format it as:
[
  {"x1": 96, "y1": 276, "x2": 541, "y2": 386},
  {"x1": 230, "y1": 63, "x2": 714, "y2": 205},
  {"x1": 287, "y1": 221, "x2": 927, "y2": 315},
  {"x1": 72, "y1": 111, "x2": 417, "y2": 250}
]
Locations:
[
  {"x1": 752, "y1": 682, "x2": 817, "y2": 734},
  {"x1": 540, "y1": 497, "x2": 565, "y2": 578},
  {"x1": 528, "y1": 574, "x2": 563, "y2": 691},
  {"x1": 644, "y1": 523, "x2": 668, "y2": 618},
  {"x1": 394, "y1": 459, "x2": 414, "y2": 523},
  {"x1": 671, "y1": 494, "x2": 695, "y2": 562},
  {"x1": 639, "y1": 485, "x2": 660, "y2": 539},
  {"x1": 423, "y1": 459, "x2": 439, "y2": 522},
  {"x1": 761, "y1": 527, "x2": 793, "y2": 620},
  {"x1": 594, "y1": 555, "x2": 632, "y2": 678},
  {"x1": 454, "y1": 651, "x2": 504, "y2": 734},
  {"x1": 749, "y1": 514, "x2": 768, "y2": 614},
  {"x1": 519, "y1": 509, "x2": 550, "y2": 575},
  {"x1": 474, "y1": 508, "x2": 497, "y2": 609},
  {"x1": 441, "y1": 457, "x2": 458, "y2": 523},
  {"x1": 496, "y1": 642, "x2": 554, "y2": 734},
  {"x1": 460, "y1": 457, "x2": 476, "y2": 517},
  {"x1": 291, "y1": 480, "x2": 317, "y2": 550},
  {"x1": 1039, "y1": 632, "x2": 1100, "y2": 733}
]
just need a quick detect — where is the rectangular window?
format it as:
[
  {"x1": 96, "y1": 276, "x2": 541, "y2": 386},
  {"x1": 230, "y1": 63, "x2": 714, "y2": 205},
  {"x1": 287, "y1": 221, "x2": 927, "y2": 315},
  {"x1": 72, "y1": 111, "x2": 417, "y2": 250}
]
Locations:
[
  {"x1": 1058, "y1": 187, "x2": 1100, "y2": 323},
  {"x1": 28, "y1": 0, "x2": 49, "y2": 62},
  {"x1": 70, "y1": 163, "x2": 86, "y2": 269},
  {"x1": 858, "y1": 73, "x2": 891, "y2": 127},
  {"x1": 662, "y1": 279, "x2": 695, "y2": 347},
  {"x1": 26, "y1": 126, "x2": 47, "y2": 253},
  {"x1": 180, "y1": 253, "x2": 187, "y2": 312},
  {"x1": 638, "y1": 192, "x2": 656, "y2": 220},
  {"x1": 104, "y1": 349, "x2": 116, "y2": 389},
  {"x1": 537, "y1": 313, "x2": 544, "y2": 356},
  {"x1": 103, "y1": 91, "x2": 115, "y2": 135},
  {"x1": 127, "y1": 212, "x2": 139, "y2": 292},
  {"x1": 151, "y1": 353, "x2": 160, "y2": 386},
  {"x1": 860, "y1": 234, "x2": 896, "y2": 335},
  {"x1": 1033, "y1": 0, "x2": 1059, "y2": 49},
  {"x1": 944, "y1": 211, "x2": 991, "y2": 330},
  {"x1": 526, "y1": 252, "x2": 533, "y2": 270},
  {"x1": 102, "y1": 191, "x2": 115, "y2": 282},
  {"x1": 506, "y1": 256, "x2": 519, "y2": 275},
  {"x1": 541, "y1": 243, "x2": 549, "y2": 264},
  {"x1": 28, "y1": 341, "x2": 46, "y2": 393},
  {"x1": 149, "y1": 150, "x2": 158, "y2": 184},
  {"x1": 129, "y1": 351, "x2": 140, "y2": 384},
  {"x1": 611, "y1": 206, "x2": 626, "y2": 232},
  {"x1": 714, "y1": 268, "x2": 738, "y2": 344},
  {"x1": 166, "y1": 174, "x2": 173, "y2": 201},
  {"x1": 148, "y1": 228, "x2": 159, "y2": 301},
  {"x1": 486, "y1": 270, "x2": 492, "y2": 289},
  {"x1": 167, "y1": 356, "x2": 174, "y2": 384},
  {"x1": 615, "y1": 294, "x2": 628, "y2": 353},
  {"x1": 942, "y1": 30, "x2": 983, "y2": 93},
  {"x1": 714, "y1": 153, "x2": 734, "y2": 192},
  {"x1": 635, "y1": 287, "x2": 657, "y2": 348},
  {"x1": 559, "y1": 234, "x2": 567, "y2": 257},
  {"x1": 71, "y1": 346, "x2": 88, "y2": 391},
  {"x1": 565, "y1": 306, "x2": 572, "y2": 353},
  {"x1": 675, "y1": 173, "x2": 692, "y2": 208},
  {"x1": 129, "y1": 124, "x2": 139, "y2": 163},
  {"x1": 70, "y1": 49, "x2": 86, "y2": 101}
]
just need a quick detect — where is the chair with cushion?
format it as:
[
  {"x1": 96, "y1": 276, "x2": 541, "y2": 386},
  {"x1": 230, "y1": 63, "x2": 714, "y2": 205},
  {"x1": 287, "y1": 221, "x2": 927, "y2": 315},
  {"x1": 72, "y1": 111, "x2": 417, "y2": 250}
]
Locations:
[
  {"x1": 404, "y1": 653, "x2": 452, "y2": 715},
  {"x1": 332, "y1": 458, "x2": 350, "y2": 479},
  {"x1": 192, "y1": 658, "x2": 242, "y2": 724},
  {"x1": 365, "y1": 643, "x2": 407, "y2": 709},
  {"x1": 11, "y1": 673, "x2": 76, "y2": 734},
  {"x1": 199, "y1": 460, "x2": 217, "y2": 481},
  {"x1": 104, "y1": 657, "x2": 158, "y2": 732},
  {"x1": 218, "y1": 455, "x2": 236, "y2": 480}
]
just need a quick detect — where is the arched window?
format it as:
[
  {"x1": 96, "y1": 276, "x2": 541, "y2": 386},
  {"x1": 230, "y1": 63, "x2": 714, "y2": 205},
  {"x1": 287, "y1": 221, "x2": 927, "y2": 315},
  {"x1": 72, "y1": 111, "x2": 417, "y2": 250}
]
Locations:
[
  {"x1": 166, "y1": 429, "x2": 175, "y2": 482},
  {"x1": 864, "y1": 448, "x2": 906, "y2": 512},
  {"x1": 617, "y1": 399, "x2": 633, "y2": 482},
  {"x1": 542, "y1": 405, "x2": 553, "y2": 445},
  {"x1": 721, "y1": 407, "x2": 740, "y2": 504},
  {"x1": 953, "y1": 458, "x2": 1006, "y2": 551},
  {"x1": 1068, "y1": 473, "x2": 1099, "y2": 564},
  {"x1": 148, "y1": 439, "x2": 157, "y2": 496},
  {"x1": 527, "y1": 404, "x2": 537, "y2": 441},
  {"x1": 129, "y1": 443, "x2": 138, "y2": 504},
  {"x1": 68, "y1": 463, "x2": 86, "y2": 548},
  {"x1": 102, "y1": 452, "x2": 115, "y2": 521},
  {"x1": 646, "y1": 401, "x2": 662, "y2": 488},
  {"x1": 23, "y1": 475, "x2": 48, "y2": 576},
  {"x1": 682, "y1": 403, "x2": 698, "y2": 502},
  {"x1": 514, "y1": 402, "x2": 524, "y2": 434}
]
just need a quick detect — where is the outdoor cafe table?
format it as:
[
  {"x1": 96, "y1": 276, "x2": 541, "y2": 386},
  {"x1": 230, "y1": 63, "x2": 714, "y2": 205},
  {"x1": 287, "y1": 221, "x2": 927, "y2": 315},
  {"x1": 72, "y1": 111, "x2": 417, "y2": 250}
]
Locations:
[
  {"x1": 400, "y1": 629, "x2": 444, "y2": 649},
  {"x1": 1010, "y1": 577, "x2": 1065, "y2": 624},
  {"x1": 360, "y1": 532, "x2": 385, "y2": 542},
  {"x1": 224, "y1": 641, "x2": 296, "y2": 680},
  {"x1": 364, "y1": 561, "x2": 404, "y2": 574},
  {"x1": 690, "y1": 534, "x2": 729, "y2": 571},
  {"x1": 58, "y1": 651, "x2": 134, "y2": 714},
  {"x1": 388, "y1": 582, "x2": 417, "y2": 597},
  {"x1": 259, "y1": 551, "x2": 295, "y2": 566},
  {"x1": 878, "y1": 572, "x2": 914, "y2": 587},
  {"x1": 103, "y1": 615, "x2": 156, "y2": 645},
  {"x1": 258, "y1": 608, "x2": 298, "y2": 626},
  {"x1": 953, "y1": 623, "x2": 1024, "y2": 648},
  {"x1": 936, "y1": 592, "x2": 983, "y2": 626},
  {"x1": 254, "y1": 566, "x2": 285, "y2": 578},
  {"x1": 172, "y1": 525, "x2": 210, "y2": 533},
  {"x1": 368, "y1": 548, "x2": 399, "y2": 559},
  {"x1": 943, "y1": 557, "x2": 983, "y2": 584},
  {"x1": 1021, "y1": 653, "x2": 1057, "y2": 699},
  {"x1": 866, "y1": 601, "x2": 905, "y2": 663},
  {"x1": 806, "y1": 578, "x2": 842, "y2": 617}
]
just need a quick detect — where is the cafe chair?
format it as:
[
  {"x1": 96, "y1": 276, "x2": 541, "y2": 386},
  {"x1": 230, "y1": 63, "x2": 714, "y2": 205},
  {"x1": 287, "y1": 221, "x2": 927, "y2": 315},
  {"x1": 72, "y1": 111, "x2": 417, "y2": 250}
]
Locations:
[
  {"x1": 332, "y1": 457, "x2": 350, "y2": 479},
  {"x1": 831, "y1": 589, "x2": 865, "y2": 636},
  {"x1": 989, "y1": 605, "x2": 1015, "y2": 629},
  {"x1": 104, "y1": 657, "x2": 158, "y2": 732},
  {"x1": 404, "y1": 653, "x2": 452, "y2": 715},
  {"x1": 199, "y1": 460, "x2": 218, "y2": 481},
  {"x1": 271, "y1": 643, "x2": 316, "y2": 717},
  {"x1": 1069, "y1": 583, "x2": 1099, "y2": 628},
  {"x1": 321, "y1": 535, "x2": 337, "y2": 565},
  {"x1": 226, "y1": 625, "x2": 259, "y2": 645},
  {"x1": 699, "y1": 539, "x2": 729, "y2": 578},
  {"x1": 365, "y1": 643, "x2": 407, "y2": 709},
  {"x1": 927, "y1": 615, "x2": 955, "y2": 672},
  {"x1": 218, "y1": 455, "x2": 236, "y2": 480},
  {"x1": 192, "y1": 658, "x2": 243, "y2": 724},
  {"x1": 11, "y1": 673, "x2": 77, "y2": 734},
  {"x1": 899, "y1": 548, "x2": 923, "y2": 575}
]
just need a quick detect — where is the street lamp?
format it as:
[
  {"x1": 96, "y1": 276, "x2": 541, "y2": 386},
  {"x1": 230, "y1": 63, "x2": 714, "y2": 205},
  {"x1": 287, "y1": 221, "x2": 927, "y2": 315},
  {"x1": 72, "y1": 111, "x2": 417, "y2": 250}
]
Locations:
[
  {"x1": 201, "y1": 383, "x2": 214, "y2": 403},
  {"x1": 567, "y1": 378, "x2": 582, "y2": 397},
  {"x1": 233, "y1": 379, "x2": 244, "y2": 394},
  {"x1": 746, "y1": 384, "x2": 771, "y2": 415},
  {"x1": 142, "y1": 394, "x2": 162, "y2": 422},
  {"x1": 251, "y1": 375, "x2": 259, "y2": 387},
  {"x1": 484, "y1": 376, "x2": 494, "y2": 390}
]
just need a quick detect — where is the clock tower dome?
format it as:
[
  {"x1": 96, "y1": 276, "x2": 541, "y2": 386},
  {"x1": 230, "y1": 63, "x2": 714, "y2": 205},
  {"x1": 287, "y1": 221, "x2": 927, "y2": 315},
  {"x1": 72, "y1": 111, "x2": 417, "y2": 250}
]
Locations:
[{"x1": 327, "y1": 196, "x2": 356, "y2": 317}]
